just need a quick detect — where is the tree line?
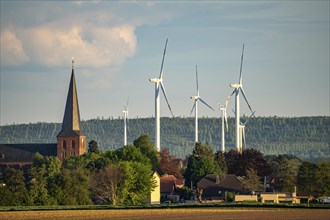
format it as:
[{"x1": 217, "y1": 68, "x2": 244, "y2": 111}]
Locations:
[
  {"x1": 0, "y1": 135, "x2": 158, "y2": 206},
  {"x1": 0, "y1": 116, "x2": 329, "y2": 161},
  {"x1": 1, "y1": 135, "x2": 329, "y2": 206}
]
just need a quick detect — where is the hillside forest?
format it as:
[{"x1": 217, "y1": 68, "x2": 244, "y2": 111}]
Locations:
[{"x1": 0, "y1": 116, "x2": 329, "y2": 162}]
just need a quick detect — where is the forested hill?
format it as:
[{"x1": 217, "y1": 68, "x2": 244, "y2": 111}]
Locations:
[{"x1": 0, "y1": 116, "x2": 329, "y2": 162}]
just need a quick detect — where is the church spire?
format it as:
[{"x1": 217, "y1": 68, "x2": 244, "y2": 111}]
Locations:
[{"x1": 57, "y1": 59, "x2": 84, "y2": 137}]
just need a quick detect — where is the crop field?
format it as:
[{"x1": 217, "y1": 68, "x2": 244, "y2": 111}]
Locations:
[{"x1": 1, "y1": 208, "x2": 329, "y2": 220}]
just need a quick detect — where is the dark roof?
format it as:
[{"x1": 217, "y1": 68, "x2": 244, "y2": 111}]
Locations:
[
  {"x1": 0, "y1": 143, "x2": 57, "y2": 164},
  {"x1": 160, "y1": 175, "x2": 176, "y2": 194},
  {"x1": 57, "y1": 68, "x2": 84, "y2": 137},
  {"x1": 197, "y1": 174, "x2": 247, "y2": 198}
]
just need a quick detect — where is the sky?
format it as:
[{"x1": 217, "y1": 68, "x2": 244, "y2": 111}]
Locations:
[{"x1": 0, "y1": 1, "x2": 329, "y2": 126}]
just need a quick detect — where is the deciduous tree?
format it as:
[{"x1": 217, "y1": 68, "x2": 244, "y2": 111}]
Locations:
[
  {"x1": 243, "y1": 168, "x2": 263, "y2": 194},
  {"x1": 184, "y1": 142, "x2": 220, "y2": 188}
]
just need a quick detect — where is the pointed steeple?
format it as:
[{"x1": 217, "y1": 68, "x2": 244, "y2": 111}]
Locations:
[{"x1": 57, "y1": 58, "x2": 84, "y2": 137}]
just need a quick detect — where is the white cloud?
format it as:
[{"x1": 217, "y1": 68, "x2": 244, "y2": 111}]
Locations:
[
  {"x1": 15, "y1": 24, "x2": 137, "y2": 68},
  {"x1": 0, "y1": 29, "x2": 29, "y2": 66}
]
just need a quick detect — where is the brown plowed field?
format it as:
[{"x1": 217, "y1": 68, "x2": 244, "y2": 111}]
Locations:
[{"x1": 1, "y1": 208, "x2": 329, "y2": 220}]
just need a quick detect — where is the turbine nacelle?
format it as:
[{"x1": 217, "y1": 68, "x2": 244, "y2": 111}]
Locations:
[
  {"x1": 230, "y1": 83, "x2": 241, "y2": 89},
  {"x1": 149, "y1": 78, "x2": 162, "y2": 83},
  {"x1": 191, "y1": 95, "x2": 199, "y2": 100}
]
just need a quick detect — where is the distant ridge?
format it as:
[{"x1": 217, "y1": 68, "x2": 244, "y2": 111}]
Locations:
[{"x1": 0, "y1": 116, "x2": 329, "y2": 162}]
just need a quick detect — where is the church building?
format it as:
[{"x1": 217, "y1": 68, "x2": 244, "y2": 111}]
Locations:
[{"x1": 0, "y1": 60, "x2": 86, "y2": 166}]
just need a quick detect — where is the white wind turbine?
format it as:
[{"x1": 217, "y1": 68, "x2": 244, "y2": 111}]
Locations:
[
  {"x1": 229, "y1": 44, "x2": 254, "y2": 154},
  {"x1": 149, "y1": 39, "x2": 174, "y2": 152},
  {"x1": 219, "y1": 96, "x2": 230, "y2": 152},
  {"x1": 190, "y1": 65, "x2": 215, "y2": 143},
  {"x1": 122, "y1": 98, "x2": 129, "y2": 146},
  {"x1": 239, "y1": 111, "x2": 255, "y2": 150}
]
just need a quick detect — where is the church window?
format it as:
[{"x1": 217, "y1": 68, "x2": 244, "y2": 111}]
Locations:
[
  {"x1": 63, "y1": 140, "x2": 67, "y2": 150},
  {"x1": 72, "y1": 140, "x2": 76, "y2": 151}
]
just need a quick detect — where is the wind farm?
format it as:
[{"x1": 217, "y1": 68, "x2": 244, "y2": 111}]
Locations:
[
  {"x1": 145, "y1": 42, "x2": 254, "y2": 153},
  {"x1": 0, "y1": 1, "x2": 329, "y2": 216}
]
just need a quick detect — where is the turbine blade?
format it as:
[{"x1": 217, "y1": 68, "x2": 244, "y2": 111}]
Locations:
[
  {"x1": 230, "y1": 88, "x2": 237, "y2": 98},
  {"x1": 196, "y1": 65, "x2": 199, "y2": 96},
  {"x1": 243, "y1": 111, "x2": 256, "y2": 125},
  {"x1": 160, "y1": 82, "x2": 174, "y2": 117},
  {"x1": 127, "y1": 116, "x2": 129, "y2": 131},
  {"x1": 199, "y1": 98, "x2": 215, "y2": 111},
  {"x1": 190, "y1": 101, "x2": 196, "y2": 116},
  {"x1": 239, "y1": 44, "x2": 245, "y2": 85},
  {"x1": 224, "y1": 109, "x2": 228, "y2": 132},
  {"x1": 242, "y1": 126, "x2": 246, "y2": 149},
  {"x1": 225, "y1": 94, "x2": 231, "y2": 108},
  {"x1": 159, "y1": 38, "x2": 168, "y2": 79},
  {"x1": 126, "y1": 97, "x2": 129, "y2": 109},
  {"x1": 240, "y1": 87, "x2": 253, "y2": 114}
]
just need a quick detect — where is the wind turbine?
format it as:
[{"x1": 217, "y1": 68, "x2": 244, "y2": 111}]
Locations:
[
  {"x1": 190, "y1": 65, "x2": 215, "y2": 143},
  {"x1": 229, "y1": 44, "x2": 254, "y2": 154},
  {"x1": 239, "y1": 111, "x2": 255, "y2": 151},
  {"x1": 122, "y1": 98, "x2": 129, "y2": 146},
  {"x1": 149, "y1": 38, "x2": 174, "y2": 152},
  {"x1": 219, "y1": 96, "x2": 230, "y2": 152}
]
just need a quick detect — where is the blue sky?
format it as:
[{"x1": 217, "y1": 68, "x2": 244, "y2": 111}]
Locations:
[{"x1": 0, "y1": 1, "x2": 329, "y2": 125}]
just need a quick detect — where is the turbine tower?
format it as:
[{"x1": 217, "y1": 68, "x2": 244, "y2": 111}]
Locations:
[
  {"x1": 219, "y1": 96, "x2": 229, "y2": 152},
  {"x1": 239, "y1": 111, "x2": 255, "y2": 151},
  {"x1": 122, "y1": 98, "x2": 129, "y2": 146},
  {"x1": 190, "y1": 66, "x2": 215, "y2": 143},
  {"x1": 229, "y1": 44, "x2": 254, "y2": 153},
  {"x1": 149, "y1": 39, "x2": 174, "y2": 151}
]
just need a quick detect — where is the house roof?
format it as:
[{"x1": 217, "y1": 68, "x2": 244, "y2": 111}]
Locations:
[
  {"x1": 161, "y1": 181, "x2": 175, "y2": 194},
  {"x1": 160, "y1": 174, "x2": 185, "y2": 194},
  {"x1": 0, "y1": 143, "x2": 57, "y2": 164},
  {"x1": 57, "y1": 65, "x2": 84, "y2": 137},
  {"x1": 197, "y1": 174, "x2": 247, "y2": 197},
  {"x1": 160, "y1": 175, "x2": 176, "y2": 194}
]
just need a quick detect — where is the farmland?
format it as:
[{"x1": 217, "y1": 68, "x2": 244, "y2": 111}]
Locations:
[{"x1": 1, "y1": 208, "x2": 329, "y2": 220}]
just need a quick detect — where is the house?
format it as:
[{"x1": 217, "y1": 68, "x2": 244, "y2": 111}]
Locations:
[
  {"x1": 0, "y1": 60, "x2": 86, "y2": 168},
  {"x1": 160, "y1": 174, "x2": 185, "y2": 202},
  {"x1": 197, "y1": 174, "x2": 247, "y2": 201},
  {"x1": 147, "y1": 172, "x2": 161, "y2": 205}
]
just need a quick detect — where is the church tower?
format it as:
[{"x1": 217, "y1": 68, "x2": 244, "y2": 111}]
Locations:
[{"x1": 57, "y1": 59, "x2": 86, "y2": 160}]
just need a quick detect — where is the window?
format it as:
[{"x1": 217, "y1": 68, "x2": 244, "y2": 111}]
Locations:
[
  {"x1": 63, "y1": 140, "x2": 67, "y2": 150},
  {"x1": 72, "y1": 140, "x2": 75, "y2": 151}
]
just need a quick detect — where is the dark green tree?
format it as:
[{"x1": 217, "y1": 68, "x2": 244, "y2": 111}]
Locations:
[
  {"x1": 296, "y1": 161, "x2": 318, "y2": 196},
  {"x1": 184, "y1": 142, "x2": 220, "y2": 188},
  {"x1": 225, "y1": 149, "x2": 272, "y2": 177},
  {"x1": 243, "y1": 168, "x2": 263, "y2": 194},
  {"x1": 28, "y1": 165, "x2": 51, "y2": 205},
  {"x1": 0, "y1": 167, "x2": 28, "y2": 206},
  {"x1": 88, "y1": 139, "x2": 100, "y2": 153},
  {"x1": 133, "y1": 135, "x2": 160, "y2": 171},
  {"x1": 316, "y1": 160, "x2": 330, "y2": 197},
  {"x1": 214, "y1": 150, "x2": 227, "y2": 175},
  {"x1": 276, "y1": 155, "x2": 297, "y2": 193}
]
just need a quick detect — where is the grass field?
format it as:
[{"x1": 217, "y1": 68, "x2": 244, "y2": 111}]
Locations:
[{"x1": 1, "y1": 208, "x2": 329, "y2": 220}]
